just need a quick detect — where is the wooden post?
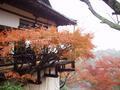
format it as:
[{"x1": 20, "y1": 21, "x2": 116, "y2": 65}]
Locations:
[{"x1": 37, "y1": 70, "x2": 41, "y2": 84}]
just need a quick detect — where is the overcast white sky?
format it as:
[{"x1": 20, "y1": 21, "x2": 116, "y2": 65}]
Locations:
[{"x1": 50, "y1": 0, "x2": 120, "y2": 51}]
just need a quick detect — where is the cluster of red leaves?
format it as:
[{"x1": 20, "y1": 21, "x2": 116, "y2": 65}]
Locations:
[
  {"x1": 5, "y1": 71, "x2": 36, "y2": 83},
  {"x1": 0, "y1": 27, "x2": 94, "y2": 60},
  {"x1": 67, "y1": 57, "x2": 120, "y2": 90}
]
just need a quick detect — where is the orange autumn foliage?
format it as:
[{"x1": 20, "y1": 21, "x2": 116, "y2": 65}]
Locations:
[
  {"x1": 0, "y1": 27, "x2": 94, "y2": 60},
  {"x1": 67, "y1": 56, "x2": 120, "y2": 90},
  {"x1": 5, "y1": 71, "x2": 36, "y2": 82}
]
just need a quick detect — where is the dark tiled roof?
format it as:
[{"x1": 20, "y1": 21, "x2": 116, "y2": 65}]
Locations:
[
  {"x1": 39, "y1": 0, "x2": 52, "y2": 7},
  {"x1": 36, "y1": 0, "x2": 76, "y2": 25},
  {"x1": 2, "y1": 0, "x2": 76, "y2": 26}
]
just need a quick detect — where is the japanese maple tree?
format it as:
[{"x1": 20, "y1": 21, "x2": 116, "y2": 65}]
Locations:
[{"x1": 0, "y1": 27, "x2": 94, "y2": 83}]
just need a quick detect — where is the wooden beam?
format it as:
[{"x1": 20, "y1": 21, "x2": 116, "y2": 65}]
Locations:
[
  {"x1": 58, "y1": 68, "x2": 75, "y2": 72},
  {"x1": 0, "y1": 0, "x2": 5, "y2": 4},
  {"x1": 44, "y1": 74, "x2": 58, "y2": 78},
  {"x1": 55, "y1": 60, "x2": 75, "y2": 65},
  {"x1": 112, "y1": 12, "x2": 120, "y2": 15}
]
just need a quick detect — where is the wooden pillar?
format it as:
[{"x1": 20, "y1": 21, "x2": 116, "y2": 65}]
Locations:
[{"x1": 37, "y1": 70, "x2": 41, "y2": 84}]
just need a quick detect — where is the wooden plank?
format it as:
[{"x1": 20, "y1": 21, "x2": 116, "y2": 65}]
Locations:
[
  {"x1": 58, "y1": 68, "x2": 75, "y2": 72},
  {"x1": 55, "y1": 60, "x2": 75, "y2": 65},
  {"x1": 44, "y1": 74, "x2": 58, "y2": 78}
]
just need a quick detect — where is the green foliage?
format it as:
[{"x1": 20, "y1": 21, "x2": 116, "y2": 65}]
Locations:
[
  {"x1": 0, "y1": 80, "x2": 23, "y2": 90},
  {"x1": 60, "y1": 85, "x2": 68, "y2": 90},
  {"x1": 113, "y1": 85, "x2": 120, "y2": 90}
]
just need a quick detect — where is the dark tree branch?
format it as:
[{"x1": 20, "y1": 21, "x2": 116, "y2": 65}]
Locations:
[
  {"x1": 80, "y1": 0, "x2": 120, "y2": 30},
  {"x1": 103, "y1": 0, "x2": 120, "y2": 14},
  {"x1": 60, "y1": 73, "x2": 70, "y2": 88}
]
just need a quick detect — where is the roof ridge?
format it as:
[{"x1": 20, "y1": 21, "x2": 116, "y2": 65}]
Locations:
[
  {"x1": 37, "y1": 0, "x2": 76, "y2": 24},
  {"x1": 37, "y1": 0, "x2": 52, "y2": 7}
]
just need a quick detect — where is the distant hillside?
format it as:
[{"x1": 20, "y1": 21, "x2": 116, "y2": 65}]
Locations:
[
  {"x1": 94, "y1": 49, "x2": 120, "y2": 59},
  {"x1": 66, "y1": 49, "x2": 120, "y2": 90}
]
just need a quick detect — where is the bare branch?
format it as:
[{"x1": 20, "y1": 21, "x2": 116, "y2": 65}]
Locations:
[{"x1": 80, "y1": 0, "x2": 120, "y2": 30}]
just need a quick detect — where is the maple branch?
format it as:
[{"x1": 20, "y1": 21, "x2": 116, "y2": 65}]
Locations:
[
  {"x1": 80, "y1": 0, "x2": 120, "y2": 31},
  {"x1": 103, "y1": 0, "x2": 120, "y2": 14},
  {"x1": 60, "y1": 73, "x2": 70, "y2": 88}
]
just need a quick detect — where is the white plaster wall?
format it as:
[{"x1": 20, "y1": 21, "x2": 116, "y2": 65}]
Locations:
[
  {"x1": 0, "y1": 4, "x2": 56, "y2": 26},
  {"x1": 24, "y1": 77, "x2": 60, "y2": 90},
  {"x1": 0, "y1": 9, "x2": 19, "y2": 28}
]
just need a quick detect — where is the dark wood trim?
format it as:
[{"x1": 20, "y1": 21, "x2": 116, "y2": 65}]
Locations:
[
  {"x1": 0, "y1": 63, "x2": 13, "y2": 67},
  {"x1": 112, "y1": 12, "x2": 120, "y2": 15},
  {"x1": 44, "y1": 74, "x2": 58, "y2": 78},
  {"x1": 0, "y1": 0, "x2": 5, "y2": 4},
  {"x1": 0, "y1": 7, "x2": 52, "y2": 26},
  {"x1": 37, "y1": 70, "x2": 42, "y2": 84},
  {"x1": 58, "y1": 68, "x2": 75, "y2": 72},
  {"x1": 55, "y1": 60, "x2": 75, "y2": 65}
]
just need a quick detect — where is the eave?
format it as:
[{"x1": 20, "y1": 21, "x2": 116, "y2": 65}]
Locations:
[{"x1": 1, "y1": 0, "x2": 76, "y2": 26}]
